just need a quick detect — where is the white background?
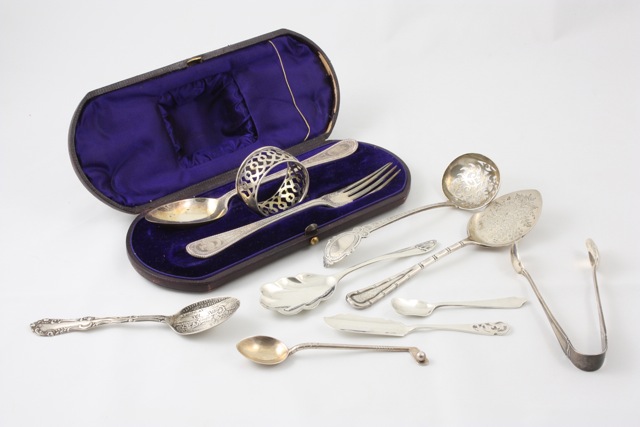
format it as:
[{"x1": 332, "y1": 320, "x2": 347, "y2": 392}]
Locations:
[{"x1": 1, "y1": 1, "x2": 638, "y2": 426}]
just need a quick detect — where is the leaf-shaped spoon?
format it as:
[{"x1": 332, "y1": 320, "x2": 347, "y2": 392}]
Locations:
[
  {"x1": 323, "y1": 153, "x2": 499, "y2": 266},
  {"x1": 345, "y1": 190, "x2": 543, "y2": 308},
  {"x1": 260, "y1": 240, "x2": 437, "y2": 315}
]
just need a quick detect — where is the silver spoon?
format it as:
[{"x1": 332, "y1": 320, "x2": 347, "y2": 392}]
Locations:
[
  {"x1": 260, "y1": 240, "x2": 437, "y2": 315},
  {"x1": 236, "y1": 335, "x2": 428, "y2": 366},
  {"x1": 392, "y1": 296, "x2": 527, "y2": 317},
  {"x1": 511, "y1": 240, "x2": 607, "y2": 371},
  {"x1": 323, "y1": 153, "x2": 500, "y2": 266},
  {"x1": 30, "y1": 297, "x2": 240, "y2": 336},
  {"x1": 345, "y1": 189, "x2": 543, "y2": 308},
  {"x1": 145, "y1": 139, "x2": 358, "y2": 225}
]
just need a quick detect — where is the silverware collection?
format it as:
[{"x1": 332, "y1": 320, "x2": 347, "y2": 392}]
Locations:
[{"x1": 31, "y1": 143, "x2": 607, "y2": 371}]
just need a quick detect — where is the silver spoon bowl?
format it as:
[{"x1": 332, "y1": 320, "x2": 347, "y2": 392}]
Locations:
[
  {"x1": 145, "y1": 139, "x2": 358, "y2": 225},
  {"x1": 236, "y1": 335, "x2": 428, "y2": 366},
  {"x1": 323, "y1": 152, "x2": 500, "y2": 266},
  {"x1": 30, "y1": 297, "x2": 240, "y2": 336},
  {"x1": 345, "y1": 189, "x2": 543, "y2": 308}
]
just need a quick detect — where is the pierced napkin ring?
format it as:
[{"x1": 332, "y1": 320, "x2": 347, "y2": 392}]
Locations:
[{"x1": 236, "y1": 146, "x2": 310, "y2": 216}]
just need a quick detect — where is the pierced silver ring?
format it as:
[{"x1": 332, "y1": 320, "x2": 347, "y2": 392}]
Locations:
[{"x1": 236, "y1": 146, "x2": 310, "y2": 216}]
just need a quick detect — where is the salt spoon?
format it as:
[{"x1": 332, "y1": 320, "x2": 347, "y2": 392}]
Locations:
[
  {"x1": 392, "y1": 296, "x2": 527, "y2": 317},
  {"x1": 236, "y1": 335, "x2": 428, "y2": 366}
]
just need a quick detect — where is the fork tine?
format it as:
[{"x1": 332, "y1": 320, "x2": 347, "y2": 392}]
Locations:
[
  {"x1": 338, "y1": 162, "x2": 392, "y2": 195},
  {"x1": 348, "y1": 165, "x2": 400, "y2": 200}
]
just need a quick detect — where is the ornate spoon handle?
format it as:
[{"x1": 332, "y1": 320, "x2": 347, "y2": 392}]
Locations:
[
  {"x1": 187, "y1": 197, "x2": 329, "y2": 258},
  {"x1": 346, "y1": 240, "x2": 472, "y2": 308},
  {"x1": 30, "y1": 315, "x2": 167, "y2": 336},
  {"x1": 410, "y1": 322, "x2": 510, "y2": 335},
  {"x1": 323, "y1": 201, "x2": 452, "y2": 266}
]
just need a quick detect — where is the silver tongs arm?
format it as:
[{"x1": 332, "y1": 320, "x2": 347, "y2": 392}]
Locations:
[{"x1": 511, "y1": 239, "x2": 607, "y2": 372}]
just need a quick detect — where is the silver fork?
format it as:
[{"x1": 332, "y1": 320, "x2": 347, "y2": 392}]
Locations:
[{"x1": 186, "y1": 163, "x2": 400, "y2": 258}]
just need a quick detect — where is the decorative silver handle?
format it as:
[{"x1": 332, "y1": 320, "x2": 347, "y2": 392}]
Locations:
[
  {"x1": 324, "y1": 201, "x2": 451, "y2": 265},
  {"x1": 346, "y1": 240, "x2": 470, "y2": 308},
  {"x1": 30, "y1": 315, "x2": 167, "y2": 336},
  {"x1": 187, "y1": 197, "x2": 328, "y2": 258},
  {"x1": 410, "y1": 322, "x2": 510, "y2": 335}
]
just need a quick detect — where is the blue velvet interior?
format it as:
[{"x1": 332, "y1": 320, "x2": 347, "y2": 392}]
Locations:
[
  {"x1": 128, "y1": 141, "x2": 409, "y2": 284},
  {"x1": 73, "y1": 35, "x2": 335, "y2": 207}
]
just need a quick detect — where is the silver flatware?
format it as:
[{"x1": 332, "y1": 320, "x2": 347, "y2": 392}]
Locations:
[
  {"x1": 145, "y1": 139, "x2": 359, "y2": 225},
  {"x1": 187, "y1": 162, "x2": 400, "y2": 258},
  {"x1": 323, "y1": 153, "x2": 499, "y2": 266},
  {"x1": 345, "y1": 189, "x2": 543, "y2": 308},
  {"x1": 511, "y1": 240, "x2": 607, "y2": 371},
  {"x1": 236, "y1": 335, "x2": 428, "y2": 366},
  {"x1": 392, "y1": 296, "x2": 527, "y2": 317},
  {"x1": 260, "y1": 240, "x2": 437, "y2": 315},
  {"x1": 325, "y1": 313, "x2": 510, "y2": 337},
  {"x1": 30, "y1": 297, "x2": 240, "y2": 336}
]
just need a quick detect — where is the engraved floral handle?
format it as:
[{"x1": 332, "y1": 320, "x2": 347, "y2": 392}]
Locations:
[
  {"x1": 408, "y1": 321, "x2": 510, "y2": 335},
  {"x1": 346, "y1": 239, "x2": 473, "y2": 308},
  {"x1": 187, "y1": 196, "x2": 330, "y2": 258},
  {"x1": 324, "y1": 201, "x2": 452, "y2": 266},
  {"x1": 30, "y1": 315, "x2": 167, "y2": 336}
]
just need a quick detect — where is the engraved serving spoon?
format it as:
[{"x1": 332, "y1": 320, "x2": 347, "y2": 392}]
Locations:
[
  {"x1": 323, "y1": 152, "x2": 499, "y2": 266},
  {"x1": 392, "y1": 296, "x2": 527, "y2": 317},
  {"x1": 236, "y1": 335, "x2": 428, "y2": 366},
  {"x1": 345, "y1": 189, "x2": 542, "y2": 309},
  {"x1": 511, "y1": 240, "x2": 607, "y2": 371},
  {"x1": 145, "y1": 139, "x2": 358, "y2": 225},
  {"x1": 30, "y1": 297, "x2": 240, "y2": 336},
  {"x1": 260, "y1": 240, "x2": 437, "y2": 315}
]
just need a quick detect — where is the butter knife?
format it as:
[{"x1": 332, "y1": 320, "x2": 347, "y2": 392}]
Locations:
[{"x1": 324, "y1": 314, "x2": 510, "y2": 337}]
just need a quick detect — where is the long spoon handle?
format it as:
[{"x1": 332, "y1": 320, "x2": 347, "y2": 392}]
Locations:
[
  {"x1": 323, "y1": 201, "x2": 452, "y2": 266},
  {"x1": 332, "y1": 240, "x2": 437, "y2": 282},
  {"x1": 346, "y1": 239, "x2": 472, "y2": 308},
  {"x1": 288, "y1": 342, "x2": 428, "y2": 365},
  {"x1": 30, "y1": 315, "x2": 167, "y2": 336}
]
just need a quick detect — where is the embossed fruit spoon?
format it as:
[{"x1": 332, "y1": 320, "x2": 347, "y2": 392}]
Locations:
[
  {"x1": 345, "y1": 189, "x2": 542, "y2": 309},
  {"x1": 260, "y1": 240, "x2": 437, "y2": 315},
  {"x1": 145, "y1": 139, "x2": 358, "y2": 225},
  {"x1": 30, "y1": 297, "x2": 240, "y2": 336},
  {"x1": 511, "y1": 240, "x2": 607, "y2": 371},
  {"x1": 236, "y1": 335, "x2": 428, "y2": 366},
  {"x1": 324, "y1": 152, "x2": 499, "y2": 266}
]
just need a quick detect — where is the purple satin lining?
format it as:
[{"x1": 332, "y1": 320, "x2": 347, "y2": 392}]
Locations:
[
  {"x1": 127, "y1": 141, "x2": 409, "y2": 290},
  {"x1": 73, "y1": 35, "x2": 334, "y2": 207}
]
